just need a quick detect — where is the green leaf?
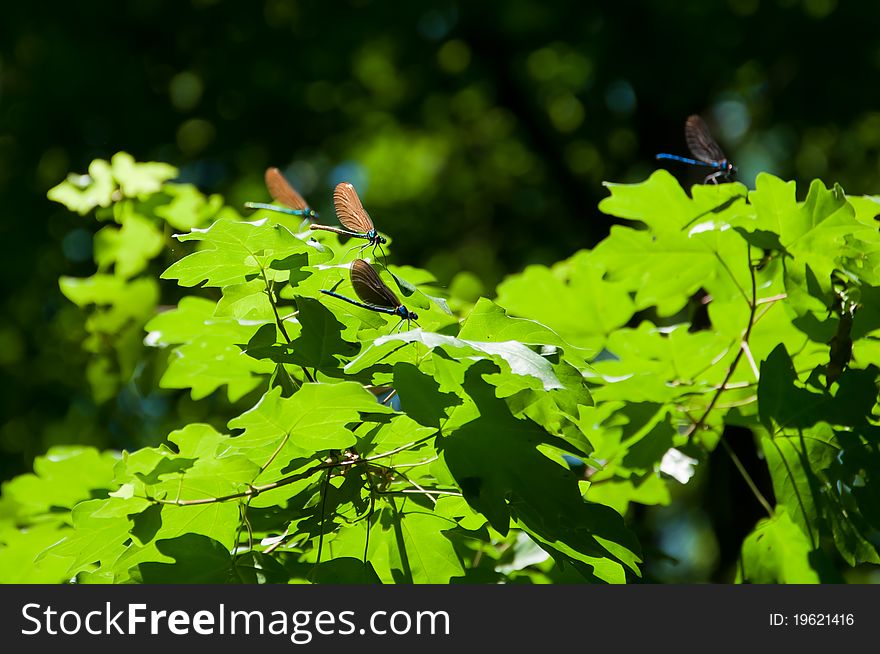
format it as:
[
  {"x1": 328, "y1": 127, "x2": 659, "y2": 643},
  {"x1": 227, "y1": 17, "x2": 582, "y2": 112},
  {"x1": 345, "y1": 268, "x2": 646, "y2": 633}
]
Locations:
[
  {"x1": 434, "y1": 496, "x2": 488, "y2": 531},
  {"x1": 496, "y1": 250, "x2": 634, "y2": 350},
  {"x1": 215, "y1": 280, "x2": 275, "y2": 321},
  {"x1": 232, "y1": 551, "x2": 292, "y2": 584},
  {"x1": 349, "y1": 329, "x2": 563, "y2": 391},
  {"x1": 47, "y1": 158, "x2": 116, "y2": 214},
  {"x1": 94, "y1": 207, "x2": 165, "y2": 278},
  {"x1": 109, "y1": 152, "x2": 178, "y2": 197},
  {"x1": 133, "y1": 424, "x2": 263, "y2": 501},
  {"x1": 440, "y1": 362, "x2": 641, "y2": 578},
  {"x1": 758, "y1": 344, "x2": 877, "y2": 431},
  {"x1": 747, "y1": 173, "x2": 798, "y2": 234},
  {"x1": 115, "y1": 500, "x2": 241, "y2": 577},
  {"x1": 43, "y1": 499, "x2": 135, "y2": 576},
  {"x1": 585, "y1": 475, "x2": 671, "y2": 516},
  {"x1": 162, "y1": 329, "x2": 273, "y2": 402},
  {"x1": 145, "y1": 296, "x2": 217, "y2": 345},
  {"x1": 592, "y1": 223, "x2": 746, "y2": 316},
  {"x1": 285, "y1": 296, "x2": 359, "y2": 370},
  {"x1": 163, "y1": 218, "x2": 314, "y2": 288},
  {"x1": 47, "y1": 153, "x2": 177, "y2": 215},
  {"x1": 132, "y1": 534, "x2": 236, "y2": 583},
  {"x1": 60, "y1": 275, "x2": 159, "y2": 325},
  {"x1": 459, "y1": 297, "x2": 591, "y2": 365},
  {"x1": 763, "y1": 424, "x2": 880, "y2": 567},
  {"x1": 2, "y1": 447, "x2": 119, "y2": 518},
  {"x1": 599, "y1": 169, "x2": 747, "y2": 233},
  {"x1": 590, "y1": 323, "x2": 735, "y2": 406},
  {"x1": 364, "y1": 413, "x2": 438, "y2": 455},
  {"x1": 154, "y1": 183, "x2": 223, "y2": 231},
  {"x1": 0, "y1": 523, "x2": 78, "y2": 583},
  {"x1": 505, "y1": 360, "x2": 594, "y2": 455},
  {"x1": 755, "y1": 178, "x2": 875, "y2": 309},
  {"x1": 739, "y1": 510, "x2": 823, "y2": 583},
  {"x1": 392, "y1": 362, "x2": 462, "y2": 428},
  {"x1": 146, "y1": 296, "x2": 275, "y2": 401},
  {"x1": 227, "y1": 384, "x2": 395, "y2": 477},
  {"x1": 390, "y1": 510, "x2": 464, "y2": 583}
]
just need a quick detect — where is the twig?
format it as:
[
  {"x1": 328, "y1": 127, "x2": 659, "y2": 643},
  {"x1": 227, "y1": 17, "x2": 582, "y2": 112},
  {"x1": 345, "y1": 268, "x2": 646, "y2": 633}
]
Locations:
[
  {"x1": 314, "y1": 469, "x2": 331, "y2": 570},
  {"x1": 379, "y1": 488, "x2": 461, "y2": 497},
  {"x1": 719, "y1": 435, "x2": 773, "y2": 516},
  {"x1": 686, "y1": 243, "x2": 758, "y2": 439},
  {"x1": 686, "y1": 243, "x2": 773, "y2": 516},
  {"x1": 144, "y1": 434, "x2": 438, "y2": 507}
]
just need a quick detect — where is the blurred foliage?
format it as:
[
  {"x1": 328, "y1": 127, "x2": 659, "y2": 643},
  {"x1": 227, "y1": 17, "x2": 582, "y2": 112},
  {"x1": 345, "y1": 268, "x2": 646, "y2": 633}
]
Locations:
[{"x1": 3, "y1": 0, "x2": 880, "y2": 582}]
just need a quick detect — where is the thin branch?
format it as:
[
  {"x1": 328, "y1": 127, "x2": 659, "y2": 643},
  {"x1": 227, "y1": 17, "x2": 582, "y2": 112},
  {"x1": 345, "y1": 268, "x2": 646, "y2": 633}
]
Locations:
[
  {"x1": 767, "y1": 432, "x2": 815, "y2": 543},
  {"x1": 259, "y1": 434, "x2": 289, "y2": 476},
  {"x1": 231, "y1": 494, "x2": 257, "y2": 584},
  {"x1": 685, "y1": 243, "x2": 773, "y2": 516},
  {"x1": 714, "y1": 251, "x2": 750, "y2": 307},
  {"x1": 719, "y1": 435, "x2": 773, "y2": 516},
  {"x1": 146, "y1": 461, "x2": 330, "y2": 506},
  {"x1": 392, "y1": 455, "x2": 439, "y2": 469},
  {"x1": 708, "y1": 395, "x2": 758, "y2": 410},
  {"x1": 756, "y1": 293, "x2": 787, "y2": 305},
  {"x1": 680, "y1": 342, "x2": 735, "y2": 386},
  {"x1": 752, "y1": 300, "x2": 781, "y2": 327},
  {"x1": 363, "y1": 467, "x2": 379, "y2": 563},
  {"x1": 676, "y1": 363, "x2": 815, "y2": 399},
  {"x1": 741, "y1": 341, "x2": 759, "y2": 380},
  {"x1": 379, "y1": 488, "x2": 461, "y2": 497},
  {"x1": 361, "y1": 435, "x2": 436, "y2": 463},
  {"x1": 686, "y1": 244, "x2": 758, "y2": 439},
  {"x1": 144, "y1": 434, "x2": 438, "y2": 507},
  {"x1": 388, "y1": 467, "x2": 438, "y2": 506},
  {"x1": 261, "y1": 526, "x2": 294, "y2": 555},
  {"x1": 315, "y1": 469, "x2": 331, "y2": 569}
]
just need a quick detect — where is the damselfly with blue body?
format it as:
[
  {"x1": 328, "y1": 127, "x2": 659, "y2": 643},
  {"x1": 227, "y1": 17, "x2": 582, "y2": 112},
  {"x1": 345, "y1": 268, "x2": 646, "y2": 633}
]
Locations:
[
  {"x1": 310, "y1": 183, "x2": 388, "y2": 261},
  {"x1": 244, "y1": 167, "x2": 319, "y2": 220},
  {"x1": 320, "y1": 259, "x2": 418, "y2": 331},
  {"x1": 656, "y1": 115, "x2": 737, "y2": 184}
]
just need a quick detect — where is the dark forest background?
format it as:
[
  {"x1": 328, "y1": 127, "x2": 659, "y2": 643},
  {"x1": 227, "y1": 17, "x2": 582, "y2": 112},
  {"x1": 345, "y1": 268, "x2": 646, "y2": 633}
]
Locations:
[{"x1": 2, "y1": 0, "x2": 878, "y2": 582}]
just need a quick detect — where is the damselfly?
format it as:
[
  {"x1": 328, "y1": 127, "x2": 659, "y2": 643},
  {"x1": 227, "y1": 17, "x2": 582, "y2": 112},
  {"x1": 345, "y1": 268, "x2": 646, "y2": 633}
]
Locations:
[
  {"x1": 310, "y1": 182, "x2": 387, "y2": 261},
  {"x1": 656, "y1": 115, "x2": 737, "y2": 184},
  {"x1": 320, "y1": 259, "x2": 418, "y2": 331},
  {"x1": 244, "y1": 167, "x2": 319, "y2": 219}
]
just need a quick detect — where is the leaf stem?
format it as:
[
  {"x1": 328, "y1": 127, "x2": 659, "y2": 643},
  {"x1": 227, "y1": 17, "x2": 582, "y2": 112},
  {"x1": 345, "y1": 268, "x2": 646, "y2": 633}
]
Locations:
[
  {"x1": 719, "y1": 435, "x2": 774, "y2": 516},
  {"x1": 260, "y1": 265, "x2": 315, "y2": 384},
  {"x1": 314, "y1": 469, "x2": 331, "y2": 570},
  {"x1": 687, "y1": 243, "x2": 773, "y2": 516},
  {"x1": 686, "y1": 244, "x2": 758, "y2": 439},
  {"x1": 261, "y1": 267, "x2": 290, "y2": 343}
]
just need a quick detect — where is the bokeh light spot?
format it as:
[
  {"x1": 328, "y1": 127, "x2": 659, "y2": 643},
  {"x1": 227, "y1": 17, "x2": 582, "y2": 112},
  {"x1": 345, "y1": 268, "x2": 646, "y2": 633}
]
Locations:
[
  {"x1": 437, "y1": 39, "x2": 471, "y2": 74},
  {"x1": 176, "y1": 118, "x2": 215, "y2": 155},
  {"x1": 169, "y1": 71, "x2": 204, "y2": 112}
]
